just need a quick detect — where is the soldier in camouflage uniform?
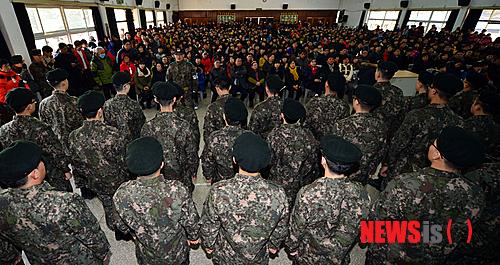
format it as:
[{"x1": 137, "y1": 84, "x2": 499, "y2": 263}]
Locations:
[
  {"x1": 465, "y1": 89, "x2": 500, "y2": 161},
  {"x1": 0, "y1": 239, "x2": 21, "y2": 264},
  {"x1": 449, "y1": 162, "x2": 500, "y2": 264},
  {"x1": 287, "y1": 135, "x2": 370, "y2": 265},
  {"x1": 200, "y1": 132, "x2": 289, "y2": 265},
  {"x1": 303, "y1": 71, "x2": 350, "y2": 141},
  {"x1": 0, "y1": 87, "x2": 72, "y2": 192},
  {"x1": 371, "y1": 61, "x2": 405, "y2": 142},
  {"x1": 103, "y1": 72, "x2": 146, "y2": 144},
  {"x1": 0, "y1": 140, "x2": 111, "y2": 264},
  {"x1": 69, "y1": 91, "x2": 130, "y2": 238},
  {"x1": 248, "y1": 75, "x2": 286, "y2": 139},
  {"x1": 366, "y1": 126, "x2": 485, "y2": 264},
  {"x1": 202, "y1": 97, "x2": 250, "y2": 184},
  {"x1": 267, "y1": 98, "x2": 319, "y2": 207},
  {"x1": 142, "y1": 82, "x2": 198, "y2": 193},
  {"x1": 166, "y1": 49, "x2": 198, "y2": 109},
  {"x1": 380, "y1": 73, "x2": 465, "y2": 189},
  {"x1": 171, "y1": 82, "x2": 200, "y2": 151},
  {"x1": 114, "y1": 137, "x2": 200, "y2": 265},
  {"x1": 448, "y1": 71, "x2": 488, "y2": 120},
  {"x1": 29, "y1": 49, "x2": 53, "y2": 98},
  {"x1": 332, "y1": 85, "x2": 387, "y2": 186},
  {"x1": 203, "y1": 76, "x2": 232, "y2": 144}
]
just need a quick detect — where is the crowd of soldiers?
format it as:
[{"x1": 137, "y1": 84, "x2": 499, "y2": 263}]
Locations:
[{"x1": 0, "y1": 20, "x2": 499, "y2": 265}]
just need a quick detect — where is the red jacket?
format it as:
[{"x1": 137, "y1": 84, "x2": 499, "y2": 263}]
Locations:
[
  {"x1": 74, "y1": 48, "x2": 91, "y2": 70},
  {"x1": 201, "y1": 57, "x2": 213, "y2": 74},
  {"x1": 0, "y1": 70, "x2": 26, "y2": 103},
  {"x1": 120, "y1": 62, "x2": 137, "y2": 85}
]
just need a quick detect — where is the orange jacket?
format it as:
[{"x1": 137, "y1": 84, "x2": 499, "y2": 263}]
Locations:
[{"x1": 0, "y1": 70, "x2": 25, "y2": 103}]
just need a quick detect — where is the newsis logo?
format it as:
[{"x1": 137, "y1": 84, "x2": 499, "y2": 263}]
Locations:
[{"x1": 360, "y1": 220, "x2": 473, "y2": 244}]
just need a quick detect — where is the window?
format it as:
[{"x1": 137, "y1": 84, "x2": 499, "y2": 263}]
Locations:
[
  {"x1": 476, "y1": 9, "x2": 500, "y2": 41},
  {"x1": 27, "y1": 6, "x2": 95, "y2": 49},
  {"x1": 407, "y1": 10, "x2": 451, "y2": 33},
  {"x1": 115, "y1": 9, "x2": 128, "y2": 37},
  {"x1": 367, "y1": 11, "x2": 399, "y2": 30},
  {"x1": 146, "y1": 10, "x2": 155, "y2": 29},
  {"x1": 157, "y1": 11, "x2": 164, "y2": 27}
]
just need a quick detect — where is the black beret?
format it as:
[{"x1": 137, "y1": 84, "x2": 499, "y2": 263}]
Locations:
[
  {"x1": 266, "y1": 75, "x2": 285, "y2": 91},
  {"x1": 432, "y1": 72, "x2": 463, "y2": 95},
  {"x1": 30, "y1": 49, "x2": 42, "y2": 56},
  {"x1": 478, "y1": 89, "x2": 500, "y2": 113},
  {"x1": 355, "y1": 85, "x2": 382, "y2": 106},
  {"x1": 6, "y1": 87, "x2": 34, "y2": 109},
  {"x1": 10, "y1": 55, "x2": 23, "y2": 65},
  {"x1": 152, "y1": 82, "x2": 177, "y2": 100},
  {"x1": 466, "y1": 71, "x2": 489, "y2": 89},
  {"x1": 232, "y1": 132, "x2": 271, "y2": 173},
  {"x1": 126, "y1": 137, "x2": 164, "y2": 175},
  {"x1": 214, "y1": 76, "x2": 232, "y2": 85},
  {"x1": 224, "y1": 97, "x2": 248, "y2": 121},
  {"x1": 321, "y1": 135, "x2": 363, "y2": 164},
  {"x1": 174, "y1": 48, "x2": 184, "y2": 55},
  {"x1": 46, "y1": 68, "x2": 69, "y2": 82},
  {"x1": 169, "y1": 82, "x2": 184, "y2": 97},
  {"x1": 111, "y1": 71, "x2": 131, "y2": 85},
  {"x1": 78, "y1": 91, "x2": 105, "y2": 112},
  {"x1": 378, "y1": 61, "x2": 399, "y2": 74},
  {"x1": 0, "y1": 140, "x2": 42, "y2": 182},
  {"x1": 327, "y1": 71, "x2": 346, "y2": 92},
  {"x1": 436, "y1": 126, "x2": 485, "y2": 167},
  {"x1": 418, "y1": 71, "x2": 434, "y2": 86},
  {"x1": 283, "y1": 98, "x2": 305, "y2": 120}
]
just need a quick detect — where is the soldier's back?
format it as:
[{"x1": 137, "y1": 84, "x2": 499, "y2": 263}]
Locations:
[
  {"x1": 103, "y1": 94, "x2": 146, "y2": 143},
  {"x1": 303, "y1": 94, "x2": 350, "y2": 141},
  {"x1": 249, "y1": 96, "x2": 283, "y2": 139},
  {"x1": 448, "y1": 90, "x2": 478, "y2": 120},
  {"x1": 372, "y1": 82, "x2": 405, "y2": 138},
  {"x1": 175, "y1": 104, "x2": 200, "y2": 148},
  {"x1": 464, "y1": 115, "x2": 500, "y2": 161},
  {"x1": 203, "y1": 94, "x2": 231, "y2": 144}
]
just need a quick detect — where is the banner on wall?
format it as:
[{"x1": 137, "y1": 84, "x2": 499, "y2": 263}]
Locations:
[
  {"x1": 280, "y1": 12, "x2": 298, "y2": 24},
  {"x1": 217, "y1": 13, "x2": 236, "y2": 24}
]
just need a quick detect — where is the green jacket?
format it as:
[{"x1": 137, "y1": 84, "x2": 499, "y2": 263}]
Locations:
[{"x1": 91, "y1": 54, "x2": 114, "y2": 85}]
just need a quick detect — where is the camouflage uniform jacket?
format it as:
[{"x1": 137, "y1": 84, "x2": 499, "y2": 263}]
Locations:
[
  {"x1": 266, "y1": 123, "x2": 319, "y2": 202},
  {"x1": 332, "y1": 113, "x2": 388, "y2": 186},
  {"x1": 248, "y1": 96, "x2": 284, "y2": 140},
  {"x1": 203, "y1": 94, "x2": 231, "y2": 144},
  {"x1": 287, "y1": 177, "x2": 370, "y2": 265},
  {"x1": 68, "y1": 120, "x2": 129, "y2": 195},
  {"x1": 0, "y1": 181, "x2": 110, "y2": 265},
  {"x1": 371, "y1": 81, "x2": 405, "y2": 141},
  {"x1": 383, "y1": 104, "x2": 463, "y2": 176},
  {"x1": 367, "y1": 167, "x2": 484, "y2": 265},
  {"x1": 0, "y1": 115, "x2": 72, "y2": 192},
  {"x1": 114, "y1": 175, "x2": 200, "y2": 265},
  {"x1": 175, "y1": 104, "x2": 200, "y2": 151},
  {"x1": 449, "y1": 163, "x2": 500, "y2": 263},
  {"x1": 200, "y1": 173, "x2": 289, "y2": 265},
  {"x1": 0, "y1": 239, "x2": 21, "y2": 264},
  {"x1": 393, "y1": 92, "x2": 430, "y2": 132},
  {"x1": 448, "y1": 90, "x2": 479, "y2": 120},
  {"x1": 464, "y1": 115, "x2": 500, "y2": 162},
  {"x1": 166, "y1": 61, "x2": 198, "y2": 109},
  {"x1": 39, "y1": 90, "x2": 85, "y2": 154},
  {"x1": 201, "y1": 126, "x2": 251, "y2": 184},
  {"x1": 29, "y1": 61, "x2": 53, "y2": 98},
  {"x1": 303, "y1": 94, "x2": 350, "y2": 141},
  {"x1": 141, "y1": 111, "x2": 199, "y2": 193},
  {"x1": 103, "y1": 94, "x2": 146, "y2": 144}
]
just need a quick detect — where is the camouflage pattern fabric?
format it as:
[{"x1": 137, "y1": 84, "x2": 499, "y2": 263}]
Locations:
[
  {"x1": 302, "y1": 94, "x2": 350, "y2": 141},
  {"x1": 174, "y1": 104, "x2": 200, "y2": 152},
  {"x1": 103, "y1": 94, "x2": 146, "y2": 145},
  {"x1": 0, "y1": 239, "x2": 21, "y2": 264},
  {"x1": 266, "y1": 123, "x2": 319, "y2": 206},
  {"x1": 371, "y1": 81, "x2": 405, "y2": 142},
  {"x1": 141, "y1": 111, "x2": 199, "y2": 193},
  {"x1": 392, "y1": 92, "x2": 430, "y2": 132},
  {"x1": 464, "y1": 115, "x2": 500, "y2": 162},
  {"x1": 0, "y1": 115, "x2": 72, "y2": 192},
  {"x1": 448, "y1": 90, "x2": 479, "y2": 120},
  {"x1": 287, "y1": 177, "x2": 370, "y2": 264},
  {"x1": 0, "y1": 181, "x2": 110, "y2": 264},
  {"x1": 29, "y1": 61, "x2": 53, "y2": 98},
  {"x1": 69, "y1": 120, "x2": 129, "y2": 230},
  {"x1": 332, "y1": 113, "x2": 388, "y2": 186},
  {"x1": 39, "y1": 90, "x2": 85, "y2": 155},
  {"x1": 449, "y1": 163, "x2": 500, "y2": 264},
  {"x1": 248, "y1": 96, "x2": 284, "y2": 140},
  {"x1": 200, "y1": 173, "x2": 289, "y2": 265},
  {"x1": 382, "y1": 104, "x2": 463, "y2": 188},
  {"x1": 201, "y1": 126, "x2": 251, "y2": 184},
  {"x1": 114, "y1": 175, "x2": 200, "y2": 265},
  {"x1": 366, "y1": 167, "x2": 484, "y2": 265},
  {"x1": 203, "y1": 94, "x2": 231, "y2": 144},
  {"x1": 166, "y1": 61, "x2": 198, "y2": 109}
]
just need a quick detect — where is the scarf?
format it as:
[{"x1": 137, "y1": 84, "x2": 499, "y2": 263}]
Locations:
[
  {"x1": 289, "y1": 66, "x2": 299, "y2": 81},
  {"x1": 254, "y1": 69, "x2": 259, "y2": 81},
  {"x1": 137, "y1": 67, "x2": 151, "y2": 78},
  {"x1": 311, "y1": 65, "x2": 317, "y2": 76}
]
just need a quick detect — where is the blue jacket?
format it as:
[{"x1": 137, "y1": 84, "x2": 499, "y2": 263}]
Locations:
[{"x1": 302, "y1": 65, "x2": 321, "y2": 87}]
